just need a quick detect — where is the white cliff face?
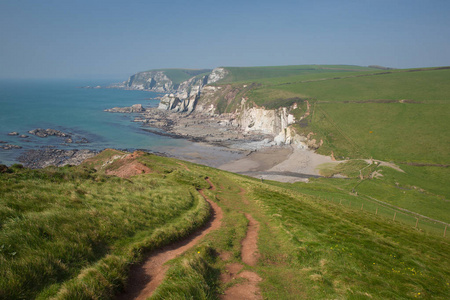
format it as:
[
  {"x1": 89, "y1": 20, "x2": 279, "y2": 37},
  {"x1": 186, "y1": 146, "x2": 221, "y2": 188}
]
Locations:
[
  {"x1": 158, "y1": 94, "x2": 198, "y2": 114},
  {"x1": 207, "y1": 68, "x2": 229, "y2": 84},
  {"x1": 236, "y1": 105, "x2": 296, "y2": 145}
]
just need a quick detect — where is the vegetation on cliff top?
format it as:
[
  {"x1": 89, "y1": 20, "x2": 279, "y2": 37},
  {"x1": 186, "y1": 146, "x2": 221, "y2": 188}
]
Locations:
[{"x1": 145, "y1": 68, "x2": 212, "y2": 85}]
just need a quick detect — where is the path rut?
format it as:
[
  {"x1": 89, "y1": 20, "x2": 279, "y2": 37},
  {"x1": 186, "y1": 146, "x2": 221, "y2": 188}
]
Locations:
[
  {"x1": 221, "y1": 213, "x2": 262, "y2": 300},
  {"x1": 116, "y1": 179, "x2": 221, "y2": 300}
]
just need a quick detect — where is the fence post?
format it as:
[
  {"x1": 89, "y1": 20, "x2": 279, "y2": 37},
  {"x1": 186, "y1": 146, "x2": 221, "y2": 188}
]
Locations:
[
  {"x1": 393, "y1": 212, "x2": 396, "y2": 222},
  {"x1": 375, "y1": 207, "x2": 378, "y2": 215},
  {"x1": 445, "y1": 225, "x2": 448, "y2": 238},
  {"x1": 361, "y1": 203, "x2": 364, "y2": 210},
  {"x1": 415, "y1": 218, "x2": 419, "y2": 228},
  {"x1": 340, "y1": 199, "x2": 342, "y2": 205}
]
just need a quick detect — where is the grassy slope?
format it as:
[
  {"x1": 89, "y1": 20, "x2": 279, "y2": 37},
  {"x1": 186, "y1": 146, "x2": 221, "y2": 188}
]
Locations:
[
  {"x1": 0, "y1": 152, "x2": 211, "y2": 299},
  {"x1": 149, "y1": 166, "x2": 450, "y2": 299},
  {"x1": 240, "y1": 67, "x2": 450, "y2": 163},
  {"x1": 219, "y1": 65, "x2": 380, "y2": 83},
  {"x1": 1, "y1": 151, "x2": 449, "y2": 299}
]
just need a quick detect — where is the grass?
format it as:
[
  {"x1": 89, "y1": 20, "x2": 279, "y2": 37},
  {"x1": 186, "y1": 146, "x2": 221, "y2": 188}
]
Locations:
[
  {"x1": 0, "y1": 152, "x2": 211, "y2": 299},
  {"x1": 149, "y1": 168, "x2": 450, "y2": 299},
  {"x1": 307, "y1": 101, "x2": 450, "y2": 163},
  {"x1": 252, "y1": 184, "x2": 450, "y2": 299},
  {"x1": 1, "y1": 152, "x2": 449, "y2": 299},
  {"x1": 269, "y1": 67, "x2": 450, "y2": 102},
  {"x1": 218, "y1": 65, "x2": 380, "y2": 84}
]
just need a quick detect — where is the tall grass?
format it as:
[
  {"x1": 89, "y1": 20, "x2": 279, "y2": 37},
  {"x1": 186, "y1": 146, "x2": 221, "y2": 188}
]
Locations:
[{"x1": 0, "y1": 156, "x2": 211, "y2": 299}]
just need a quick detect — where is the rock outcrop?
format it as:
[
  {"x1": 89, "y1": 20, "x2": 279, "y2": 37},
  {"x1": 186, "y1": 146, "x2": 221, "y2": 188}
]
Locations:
[
  {"x1": 18, "y1": 149, "x2": 97, "y2": 169},
  {"x1": 119, "y1": 68, "x2": 229, "y2": 114},
  {"x1": 121, "y1": 69, "x2": 212, "y2": 94},
  {"x1": 234, "y1": 99, "x2": 298, "y2": 146},
  {"x1": 104, "y1": 104, "x2": 145, "y2": 113},
  {"x1": 29, "y1": 128, "x2": 70, "y2": 138},
  {"x1": 1, "y1": 144, "x2": 22, "y2": 150},
  {"x1": 119, "y1": 66, "x2": 318, "y2": 150}
]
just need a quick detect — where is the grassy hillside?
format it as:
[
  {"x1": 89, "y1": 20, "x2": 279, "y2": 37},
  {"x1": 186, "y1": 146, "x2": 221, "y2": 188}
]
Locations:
[
  {"x1": 209, "y1": 66, "x2": 450, "y2": 164},
  {"x1": 0, "y1": 151, "x2": 211, "y2": 299},
  {"x1": 218, "y1": 65, "x2": 380, "y2": 83},
  {"x1": 1, "y1": 150, "x2": 449, "y2": 299}
]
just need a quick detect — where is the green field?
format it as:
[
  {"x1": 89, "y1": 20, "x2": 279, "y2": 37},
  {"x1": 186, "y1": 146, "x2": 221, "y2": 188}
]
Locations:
[{"x1": 218, "y1": 65, "x2": 380, "y2": 83}]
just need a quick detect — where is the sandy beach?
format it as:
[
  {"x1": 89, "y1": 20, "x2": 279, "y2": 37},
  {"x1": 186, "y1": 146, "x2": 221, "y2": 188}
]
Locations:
[{"x1": 219, "y1": 145, "x2": 340, "y2": 183}]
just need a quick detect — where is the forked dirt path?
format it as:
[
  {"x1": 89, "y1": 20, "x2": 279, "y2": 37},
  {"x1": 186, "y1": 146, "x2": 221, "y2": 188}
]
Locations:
[
  {"x1": 116, "y1": 178, "x2": 221, "y2": 300},
  {"x1": 221, "y1": 211, "x2": 263, "y2": 300}
]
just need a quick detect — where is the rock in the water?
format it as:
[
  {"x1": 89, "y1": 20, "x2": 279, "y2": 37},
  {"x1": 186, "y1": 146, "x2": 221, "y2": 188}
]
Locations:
[
  {"x1": 8, "y1": 132, "x2": 19, "y2": 136},
  {"x1": 104, "y1": 104, "x2": 145, "y2": 113},
  {"x1": 75, "y1": 138, "x2": 89, "y2": 144},
  {"x1": 1, "y1": 144, "x2": 22, "y2": 150},
  {"x1": 28, "y1": 128, "x2": 70, "y2": 138},
  {"x1": 19, "y1": 135, "x2": 28, "y2": 138},
  {"x1": 18, "y1": 149, "x2": 97, "y2": 169},
  {"x1": 0, "y1": 140, "x2": 7, "y2": 143}
]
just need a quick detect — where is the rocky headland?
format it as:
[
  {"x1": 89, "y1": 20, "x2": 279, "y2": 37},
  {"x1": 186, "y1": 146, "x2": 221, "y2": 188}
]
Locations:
[
  {"x1": 3, "y1": 67, "x2": 336, "y2": 181},
  {"x1": 107, "y1": 67, "x2": 336, "y2": 182}
]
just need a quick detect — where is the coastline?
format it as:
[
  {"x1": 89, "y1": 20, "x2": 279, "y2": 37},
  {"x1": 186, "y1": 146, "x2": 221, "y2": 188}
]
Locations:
[
  {"x1": 5, "y1": 106, "x2": 339, "y2": 183},
  {"x1": 134, "y1": 108, "x2": 339, "y2": 182}
]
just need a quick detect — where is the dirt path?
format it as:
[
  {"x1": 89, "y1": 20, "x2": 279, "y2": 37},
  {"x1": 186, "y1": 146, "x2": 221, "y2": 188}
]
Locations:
[
  {"x1": 221, "y1": 213, "x2": 262, "y2": 300},
  {"x1": 241, "y1": 214, "x2": 261, "y2": 266},
  {"x1": 116, "y1": 179, "x2": 222, "y2": 300}
]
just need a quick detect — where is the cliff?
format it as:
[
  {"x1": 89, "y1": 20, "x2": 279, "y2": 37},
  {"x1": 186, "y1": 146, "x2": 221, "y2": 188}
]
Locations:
[
  {"x1": 119, "y1": 68, "x2": 229, "y2": 114},
  {"x1": 120, "y1": 67, "x2": 311, "y2": 148}
]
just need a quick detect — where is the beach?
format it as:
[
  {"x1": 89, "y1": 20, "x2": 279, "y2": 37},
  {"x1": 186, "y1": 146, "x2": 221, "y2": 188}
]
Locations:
[{"x1": 219, "y1": 144, "x2": 339, "y2": 183}]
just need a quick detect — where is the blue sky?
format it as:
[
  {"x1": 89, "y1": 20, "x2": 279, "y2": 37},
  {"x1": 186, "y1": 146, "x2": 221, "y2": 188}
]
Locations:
[{"x1": 1, "y1": 0, "x2": 449, "y2": 79}]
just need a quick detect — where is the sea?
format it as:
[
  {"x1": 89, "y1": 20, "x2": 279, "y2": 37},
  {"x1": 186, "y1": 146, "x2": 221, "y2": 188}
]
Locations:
[{"x1": 0, "y1": 79, "x2": 241, "y2": 167}]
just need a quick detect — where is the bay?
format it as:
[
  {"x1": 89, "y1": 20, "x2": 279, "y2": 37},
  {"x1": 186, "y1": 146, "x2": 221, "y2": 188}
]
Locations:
[{"x1": 0, "y1": 79, "x2": 224, "y2": 166}]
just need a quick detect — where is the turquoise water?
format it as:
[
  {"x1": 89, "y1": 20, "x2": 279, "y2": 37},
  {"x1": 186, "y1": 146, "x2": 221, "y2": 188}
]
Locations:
[{"x1": 0, "y1": 79, "x2": 191, "y2": 165}]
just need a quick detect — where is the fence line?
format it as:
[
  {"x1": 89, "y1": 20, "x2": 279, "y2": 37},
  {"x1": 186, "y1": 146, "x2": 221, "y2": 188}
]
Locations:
[
  {"x1": 362, "y1": 194, "x2": 450, "y2": 227},
  {"x1": 330, "y1": 195, "x2": 449, "y2": 238}
]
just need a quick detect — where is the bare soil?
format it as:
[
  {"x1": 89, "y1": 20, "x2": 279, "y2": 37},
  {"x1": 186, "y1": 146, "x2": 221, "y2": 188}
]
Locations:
[
  {"x1": 103, "y1": 151, "x2": 152, "y2": 178},
  {"x1": 115, "y1": 180, "x2": 222, "y2": 300},
  {"x1": 220, "y1": 213, "x2": 263, "y2": 300},
  {"x1": 241, "y1": 213, "x2": 261, "y2": 266},
  {"x1": 105, "y1": 160, "x2": 151, "y2": 178}
]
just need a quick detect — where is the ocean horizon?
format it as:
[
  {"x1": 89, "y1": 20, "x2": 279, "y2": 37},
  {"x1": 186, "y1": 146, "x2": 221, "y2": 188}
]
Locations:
[{"x1": 0, "y1": 79, "x2": 236, "y2": 166}]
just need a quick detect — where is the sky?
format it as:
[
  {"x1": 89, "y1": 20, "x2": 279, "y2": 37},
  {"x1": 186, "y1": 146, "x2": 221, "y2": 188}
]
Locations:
[{"x1": 1, "y1": 0, "x2": 449, "y2": 80}]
